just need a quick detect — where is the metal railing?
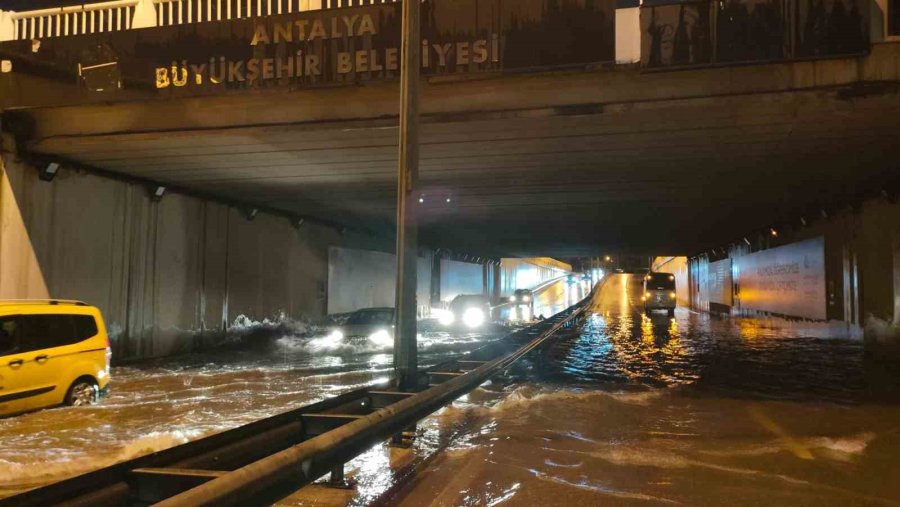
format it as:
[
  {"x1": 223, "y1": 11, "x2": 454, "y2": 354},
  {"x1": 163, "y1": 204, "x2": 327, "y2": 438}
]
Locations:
[
  {"x1": 0, "y1": 0, "x2": 397, "y2": 42},
  {"x1": 2, "y1": 290, "x2": 596, "y2": 507}
]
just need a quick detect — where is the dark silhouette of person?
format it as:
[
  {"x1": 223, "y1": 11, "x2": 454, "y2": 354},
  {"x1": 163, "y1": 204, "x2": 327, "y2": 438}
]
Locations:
[
  {"x1": 672, "y1": 5, "x2": 691, "y2": 64},
  {"x1": 647, "y1": 8, "x2": 666, "y2": 67}
]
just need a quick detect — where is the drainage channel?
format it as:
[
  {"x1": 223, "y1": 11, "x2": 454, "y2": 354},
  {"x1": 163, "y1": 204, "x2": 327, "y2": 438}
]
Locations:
[{"x1": 2, "y1": 295, "x2": 593, "y2": 507}]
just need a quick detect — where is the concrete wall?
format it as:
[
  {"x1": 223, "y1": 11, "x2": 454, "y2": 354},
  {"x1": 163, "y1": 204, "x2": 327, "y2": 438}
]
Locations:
[
  {"x1": 498, "y1": 257, "x2": 572, "y2": 297},
  {"x1": 438, "y1": 259, "x2": 484, "y2": 303},
  {"x1": 684, "y1": 196, "x2": 900, "y2": 343},
  {"x1": 0, "y1": 143, "x2": 384, "y2": 360},
  {"x1": 327, "y1": 246, "x2": 432, "y2": 316}
]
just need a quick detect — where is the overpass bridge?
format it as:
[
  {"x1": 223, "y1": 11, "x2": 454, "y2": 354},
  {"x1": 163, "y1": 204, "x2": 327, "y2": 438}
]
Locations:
[
  {"x1": 0, "y1": 0, "x2": 898, "y2": 257},
  {"x1": 1, "y1": 0, "x2": 900, "y2": 505}
]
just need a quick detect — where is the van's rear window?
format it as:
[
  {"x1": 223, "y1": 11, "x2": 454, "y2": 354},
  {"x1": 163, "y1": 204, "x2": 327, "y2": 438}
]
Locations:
[{"x1": 648, "y1": 273, "x2": 676, "y2": 288}]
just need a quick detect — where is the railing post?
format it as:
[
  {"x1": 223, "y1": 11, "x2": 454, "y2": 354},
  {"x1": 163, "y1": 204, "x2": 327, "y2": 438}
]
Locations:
[
  {"x1": 0, "y1": 10, "x2": 15, "y2": 42},
  {"x1": 131, "y1": 0, "x2": 158, "y2": 29}
]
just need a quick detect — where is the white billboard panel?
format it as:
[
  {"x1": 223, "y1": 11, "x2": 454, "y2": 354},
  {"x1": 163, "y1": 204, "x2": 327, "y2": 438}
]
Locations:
[{"x1": 738, "y1": 237, "x2": 826, "y2": 320}]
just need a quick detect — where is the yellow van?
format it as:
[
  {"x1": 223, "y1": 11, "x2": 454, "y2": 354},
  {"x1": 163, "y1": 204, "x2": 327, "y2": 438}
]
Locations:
[{"x1": 0, "y1": 300, "x2": 111, "y2": 417}]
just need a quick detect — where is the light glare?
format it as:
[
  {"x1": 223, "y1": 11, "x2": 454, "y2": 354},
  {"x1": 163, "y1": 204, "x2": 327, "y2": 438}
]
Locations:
[{"x1": 462, "y1": 308, "x2": 485, "y2": 328}]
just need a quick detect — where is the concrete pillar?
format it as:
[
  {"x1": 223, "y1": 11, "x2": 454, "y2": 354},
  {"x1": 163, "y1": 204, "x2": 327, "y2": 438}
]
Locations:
[
  {"x1": 0, "y1": 10, "x2": 15, "y2": 42},
  {"x1": 615, "y1": 2, "x2": 641, "y2": 65},
  {"x1": 131, "y1": 0, "x2": 158, "y2": 29},
  {"x1": 493, "y1": 261, "x2": 501, "y2": 301},
  {"x1": 430, "y1": 254, "x2": 441, "y2": 307},
  {"x1": 893, "y1": 211, "x2": 900, "y2": 327}
]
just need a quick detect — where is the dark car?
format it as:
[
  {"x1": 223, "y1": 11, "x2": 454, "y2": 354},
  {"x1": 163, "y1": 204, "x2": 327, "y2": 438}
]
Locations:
[
  {"x1": 507, "y1": 289, "x2": 534, "y2": 322},
  {"x1": 447, "y1": 295, "x2": 492, "y2": 329},
  {"x1": 327, "y1": 307, "x2": 394, "y2": 346}
]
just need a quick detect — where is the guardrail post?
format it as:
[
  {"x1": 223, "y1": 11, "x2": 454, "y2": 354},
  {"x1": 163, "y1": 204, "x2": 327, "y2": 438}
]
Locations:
[
  {"x1": 0, "y1": 10, "x2": 14, "y2": 41},
  {"x1": 328, "y1": 464, "x2": 346, "y2": 487},
  {"x1": 390, "y1": 423, "x2": 416, "y2": 448}
]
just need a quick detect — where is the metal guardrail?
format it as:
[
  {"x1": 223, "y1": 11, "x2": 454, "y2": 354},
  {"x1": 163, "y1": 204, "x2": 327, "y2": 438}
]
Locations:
[{"x1": 1, "y1": 288, "x2": 596, "y2": 507}]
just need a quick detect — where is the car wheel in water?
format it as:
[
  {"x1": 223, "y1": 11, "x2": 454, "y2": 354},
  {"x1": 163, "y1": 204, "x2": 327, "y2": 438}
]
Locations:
[{"x1": 66, "y1": 379, "x2": 99, "y2": 406}]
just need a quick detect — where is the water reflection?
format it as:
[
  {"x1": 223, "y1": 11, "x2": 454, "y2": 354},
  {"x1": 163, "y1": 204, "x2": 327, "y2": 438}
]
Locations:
[
  {"x1": 389, "y1": 274, "x2": 900, "y2": 507},
  {"x1": 0, "y1": 325, "x2": 511, "y2": 498}
]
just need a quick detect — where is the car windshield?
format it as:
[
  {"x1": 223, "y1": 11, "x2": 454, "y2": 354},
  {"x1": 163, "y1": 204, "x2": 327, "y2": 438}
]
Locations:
[
  {"x1": 347, "y1": 309, "x2": 393, "y2": 326},
  {"x1": 451, "y1": 296, "x2": 488, "y2": 308},
  {"x1": 647, "y1": 273, "x2": 676, "y2": 289}
]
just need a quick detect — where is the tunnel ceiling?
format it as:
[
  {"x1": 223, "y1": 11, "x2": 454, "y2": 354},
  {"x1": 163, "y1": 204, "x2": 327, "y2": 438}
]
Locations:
[{"x1": 21, "y1": 86, "x2": 900, "y2": 258}]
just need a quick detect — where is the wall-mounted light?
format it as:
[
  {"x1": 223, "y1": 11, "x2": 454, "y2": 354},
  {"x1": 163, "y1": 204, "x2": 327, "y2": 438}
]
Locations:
[
  {"x1": 418, "y1": 195, "x2": 425, "y2": 204},
  {"x1": 39, "y1": 162, "x2": 61, "y2": 182},
  {"x1": 445, "y1": 196, "x2": 451, "y2": 203},
  {"x1": 151, "y1": 185, "x2": 166, "y2": 201},
  {"x1": 769, "y1": 228, "x2": 778, "y2": 237},
  {"x1": 743, "y1": 237, "x2": 751, "y2": 246}
]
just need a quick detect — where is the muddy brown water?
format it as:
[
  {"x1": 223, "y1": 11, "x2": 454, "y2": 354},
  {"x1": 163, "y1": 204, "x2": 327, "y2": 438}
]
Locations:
[{"x1": 387, "y1": 274, "x2": 900, "y2": 506}]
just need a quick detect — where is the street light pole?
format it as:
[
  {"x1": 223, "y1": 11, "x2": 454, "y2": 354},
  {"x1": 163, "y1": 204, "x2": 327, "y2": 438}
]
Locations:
[{"x1": 394, "y1": 0, "x2": 421, "y2": 390}]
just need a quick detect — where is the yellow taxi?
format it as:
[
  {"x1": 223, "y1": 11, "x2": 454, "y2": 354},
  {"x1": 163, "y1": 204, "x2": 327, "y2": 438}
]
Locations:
[{"x1": 0, "y1": 300, "x2": 111, "y2": 417}]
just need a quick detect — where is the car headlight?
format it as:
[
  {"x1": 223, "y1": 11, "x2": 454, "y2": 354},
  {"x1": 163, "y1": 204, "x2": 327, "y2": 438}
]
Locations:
[
  {"x1": 368, "y1": 329, "x2": 392, "y2": 347},
  {"x1": 462, "y1": 308, "x2": 485, "y2": 328},
  {"x1": 435, "y1": 309, "x2": 455, "y2": 326},
  {"x1": 509, "y1": 295, "x2": 517, "y2": 302},
  {"x1": 328, "y1": 329, "x2": 344, "y2": 341},
  {"x1": 522, "y1": 295, "x2": 531, "y2": 302}
]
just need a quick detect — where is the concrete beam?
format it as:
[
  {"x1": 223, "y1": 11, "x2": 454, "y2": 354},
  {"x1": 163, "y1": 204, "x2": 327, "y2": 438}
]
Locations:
[{"x1": 16, "y1": 43, "x2": 900, "y2": 141}]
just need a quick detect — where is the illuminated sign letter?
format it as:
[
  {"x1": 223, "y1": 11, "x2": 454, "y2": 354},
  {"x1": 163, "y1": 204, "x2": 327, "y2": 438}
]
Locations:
[
  {"x1": 251, "y1": 24, "x2": 270, "y2": 46},
  {"x1": 337, "y1": 52, "x2": 352, "y2": 74},
  {"x1": 358, "y1": 14, "x2": 375, "y2": 36},
  {"x1": 308, "y1": 19, "x2": 326, "y2": 40},
  {"x1": 155, "y1": 67, "x2": 170, "y2": 88}
]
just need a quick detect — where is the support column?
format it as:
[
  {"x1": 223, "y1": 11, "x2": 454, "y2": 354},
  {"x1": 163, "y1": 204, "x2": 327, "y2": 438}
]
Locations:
[
  {"x1": 430, "y1": 253, "x2": 441, "y2": 308},
  {"x1": 393, "y1": 0, "x2": 420, "y2": 391},
  {"x1": 131, "y1": 0, "x2": 158, "y2": 29},
  {"x1": 0, "y1": 10, "x2": 14, "y2": 42}
]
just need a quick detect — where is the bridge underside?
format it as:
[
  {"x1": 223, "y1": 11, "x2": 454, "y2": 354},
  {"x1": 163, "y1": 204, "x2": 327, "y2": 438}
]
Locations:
[{"x1": 11, "y1": 56, "x2": 900, "y2": 257}]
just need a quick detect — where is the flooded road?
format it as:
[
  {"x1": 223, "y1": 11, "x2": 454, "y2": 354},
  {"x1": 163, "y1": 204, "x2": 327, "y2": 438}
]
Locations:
[
  {"x1": 390, "y1": 274, "x2": 900, "y2": 506},
  {"x1": 0, "y1": 278, "x2": 590, "y2": 499}
]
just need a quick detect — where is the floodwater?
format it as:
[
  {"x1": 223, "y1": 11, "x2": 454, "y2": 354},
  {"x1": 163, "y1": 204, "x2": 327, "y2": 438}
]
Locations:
[
  {"x1": 388, "y1": 274, "x2": 900, "y2": 506},
  {"x1": 0, "y1": 278, "x2": 588, "y2": 499}
]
